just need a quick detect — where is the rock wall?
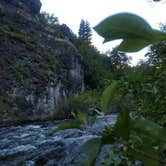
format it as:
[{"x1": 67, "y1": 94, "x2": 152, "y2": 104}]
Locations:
[{"x1": 0, "y1": 0, "x2": 84, "y2": 121}]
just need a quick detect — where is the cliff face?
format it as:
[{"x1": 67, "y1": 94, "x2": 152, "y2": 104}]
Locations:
[{"x1": 0, "y1": 0, "x2": 84, "y2": 121}]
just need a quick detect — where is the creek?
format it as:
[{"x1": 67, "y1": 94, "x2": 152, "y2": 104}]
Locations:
[{"x1": 0, "y1": 115, "x2": 117, "y2": 166}]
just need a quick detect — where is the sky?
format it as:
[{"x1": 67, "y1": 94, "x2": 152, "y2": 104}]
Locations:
[{"x1": 40, "y1": 0, "x2": 166, "y2": 65}]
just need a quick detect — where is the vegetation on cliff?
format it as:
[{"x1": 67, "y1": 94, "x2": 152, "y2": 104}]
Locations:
[{"x1": 0, "y1": 0, "x2": 83, "y2": 121}]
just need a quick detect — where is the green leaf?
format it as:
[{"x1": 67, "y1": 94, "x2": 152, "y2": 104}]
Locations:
[
  {"x1": 94, "y1": 12, "x2": 153, "y2": 41},
  {"x1": 94, "y1": 12, "x2": 166, "y2": 52},
  {"x1": 114, "y1": 110, "x2": 131, "y2": 140},
  {"x1": 129, "y1": 132, "x2": 161, "y2": 166},
  {"x1": 80, "y1": 138, "x2": 102, "y2": 165},
  {"x1": 100, "y1": 81, "x2": 120, "y2": 114},
  {"x1": 53, "y1": 120, "x2": 81, "y2": 132},
  {"x1": 118, "y1": 38, "x2": 150, "y2": 52},
  {"x1": 131, "y1": 118, "x2": 166, "y2": 143},
  {"x1": 127, "y1": 147, "x2": 158, "y2": 166},
  {"x1": 75, "y1": 111, "x2": 88, "y2": 126}
]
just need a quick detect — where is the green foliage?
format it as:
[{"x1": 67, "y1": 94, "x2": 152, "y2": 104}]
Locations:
[
  {"x1": 114, "y1": 110, "x2": 131, "y2": 140},
  {"x1": 38, "y1": 11, "x2": 59, "y2": 27},
  {"x1": 12, "y1": 60, "x2": 26, "y2": 81},
  {"x1": 101, "y1": 145, "x2": 135, "y2": 166},
  {"x1": 78, "y1": 12, "x2": 166, "y2": 165},
  {"x1": 52, "y1": 90, "x2": 101, "y2": 120},
  {"x1": 145, "y1": 42, "x2": 166, "y2": 66},
  {"x1": 100, "y1": 81, "x2": 120, "y2": 114},
  {"x1": 51, "y1": 81, "x2": 166, "y2": 165},
  {"x1": 75, "y1": 111, "x2": 89, "y2": 126},
  {"x1": 81, "y1": 111, "x2": 166, "y2": 165},
  {"x1": 53, "y1": 111, "x2": 96, "y2": 132},
  {"x1": 78, "y1": 19, "x2": 92, "y2": 41},
  {"x1": 131, "y1": 118, "x2": 166, "y2": 143},
  {"x1": 53, "y1": 120, "x2": 82, "y2": 132},
  {"x1": 127, "y1": 115, "x2": 166, "y2": 166},
  {"x1": 105, "y1": 49, "x2": 132, "y2": 80},
  {"x1": 49, "y1": 12, "x2": 166, "y2": 166},
  {"x1": 48, "y1": 12, "x2": 166, "y2": 166},
  {"x1": 122, "y1": 65, "x2": 166, "y2": 125},
  {"x1": 106, "y1": 49, "x2": 131, "y2": 69},
  {"x1": 100, "y1": 79, "x2": 135, "y2": 114},
  {"x1": 98, "y1": 71, "x2": 166, "y2": 164},
  {"x1": 94, "y1": 14, "x2": 165, "y2": 125},
  {"x1": 38, "y1": 12, "x2": 61, "y2": 34},
  {"x1": 0, "y1": 26, "x2": 38, "y2": 53},
  {"x1": 75, "y1": 42, "x2": 114, "y2": 89},
  {"x1": 1, "y1": 94, "x2": 14, "y2": 106},
  {"x1": 52, "y1": 80, "x2": 166, "y2": 165},
  {"x1": 94, "y1": 13, "x2": 166, "y2": 52},
  {"x1": 80, "y1": 138, "x2": 102, "y2": 165}
]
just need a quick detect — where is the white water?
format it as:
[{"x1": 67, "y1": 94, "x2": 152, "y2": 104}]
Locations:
[{"x1": 0, "y1": 115, "x2": 117, "y2": 166}]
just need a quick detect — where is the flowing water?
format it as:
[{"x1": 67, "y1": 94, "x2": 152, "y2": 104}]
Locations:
[{"x1": 0, "y1": 115, "x2": 117, "y2": 166}]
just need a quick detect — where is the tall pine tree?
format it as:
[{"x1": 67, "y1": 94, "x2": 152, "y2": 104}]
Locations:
[{"x1": 78, "y1": 19, "x2": 92, "y2": 41}]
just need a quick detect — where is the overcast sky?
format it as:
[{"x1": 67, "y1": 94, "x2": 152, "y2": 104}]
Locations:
[{"x1": 40, "y1": 0, "x2": 166, "y2": 65}]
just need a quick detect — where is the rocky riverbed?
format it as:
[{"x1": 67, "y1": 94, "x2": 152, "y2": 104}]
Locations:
[{"x1": 0, "y1": 115, "x2": 117, "y2": 166}]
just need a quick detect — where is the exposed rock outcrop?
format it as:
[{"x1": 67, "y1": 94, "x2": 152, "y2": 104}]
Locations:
[
  {"x1": 0, "y1": 0, "x2": 84, "y2": 121},
  {"x1": 0, "y1": 0, "x2": 41, "y2": 21}
]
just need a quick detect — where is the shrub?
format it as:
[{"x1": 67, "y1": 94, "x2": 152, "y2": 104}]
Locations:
[
  {"x1": 51, "y1": 90, "x2": 101, "y2": 120},
  {"x1": 38, "y1": 12, "x2": 59, "y2": 27}
]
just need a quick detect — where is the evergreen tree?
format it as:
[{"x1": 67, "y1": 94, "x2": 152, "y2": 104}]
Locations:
[
  {"x1": 78, "y1": 19, "x2": 92, "y2": 41},
  {"x1": 78, "y1": 19, "x2": 85, "y2": 40}
]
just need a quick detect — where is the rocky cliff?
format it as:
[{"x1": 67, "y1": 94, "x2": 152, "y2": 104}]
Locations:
[{"x1": 0, "y1": 0, "x2": 84, "y2": 122}]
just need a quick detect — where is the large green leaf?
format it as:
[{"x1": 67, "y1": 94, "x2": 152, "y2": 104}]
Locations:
[
  {"x1": 94, "y1": 12, "x2": 153, "y2": 41},
  {"x1": 131, "y1": 118, "x2": 166, "y2": 143},
  {"x1": 128, "y1": 132, "x2": 161, "y2": 166},
  {"x1": 94, "y1": 12, "x2": 166, "y2": 52},
  {"x1": 127, "y1": 147, "x2": 158, "y2": 166},
  {"x1": 100, "y1": 81, "x2": 120, "y2": 114},
  {"x1": 118, "y1": 38, "x2": 150, "y2": 52},
  {"x1": 114, "y1": 110, "x2": 131, "y2": 140},
  {"x1": 80, "y1": 138, "x2": 102, "y2": 165}
]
